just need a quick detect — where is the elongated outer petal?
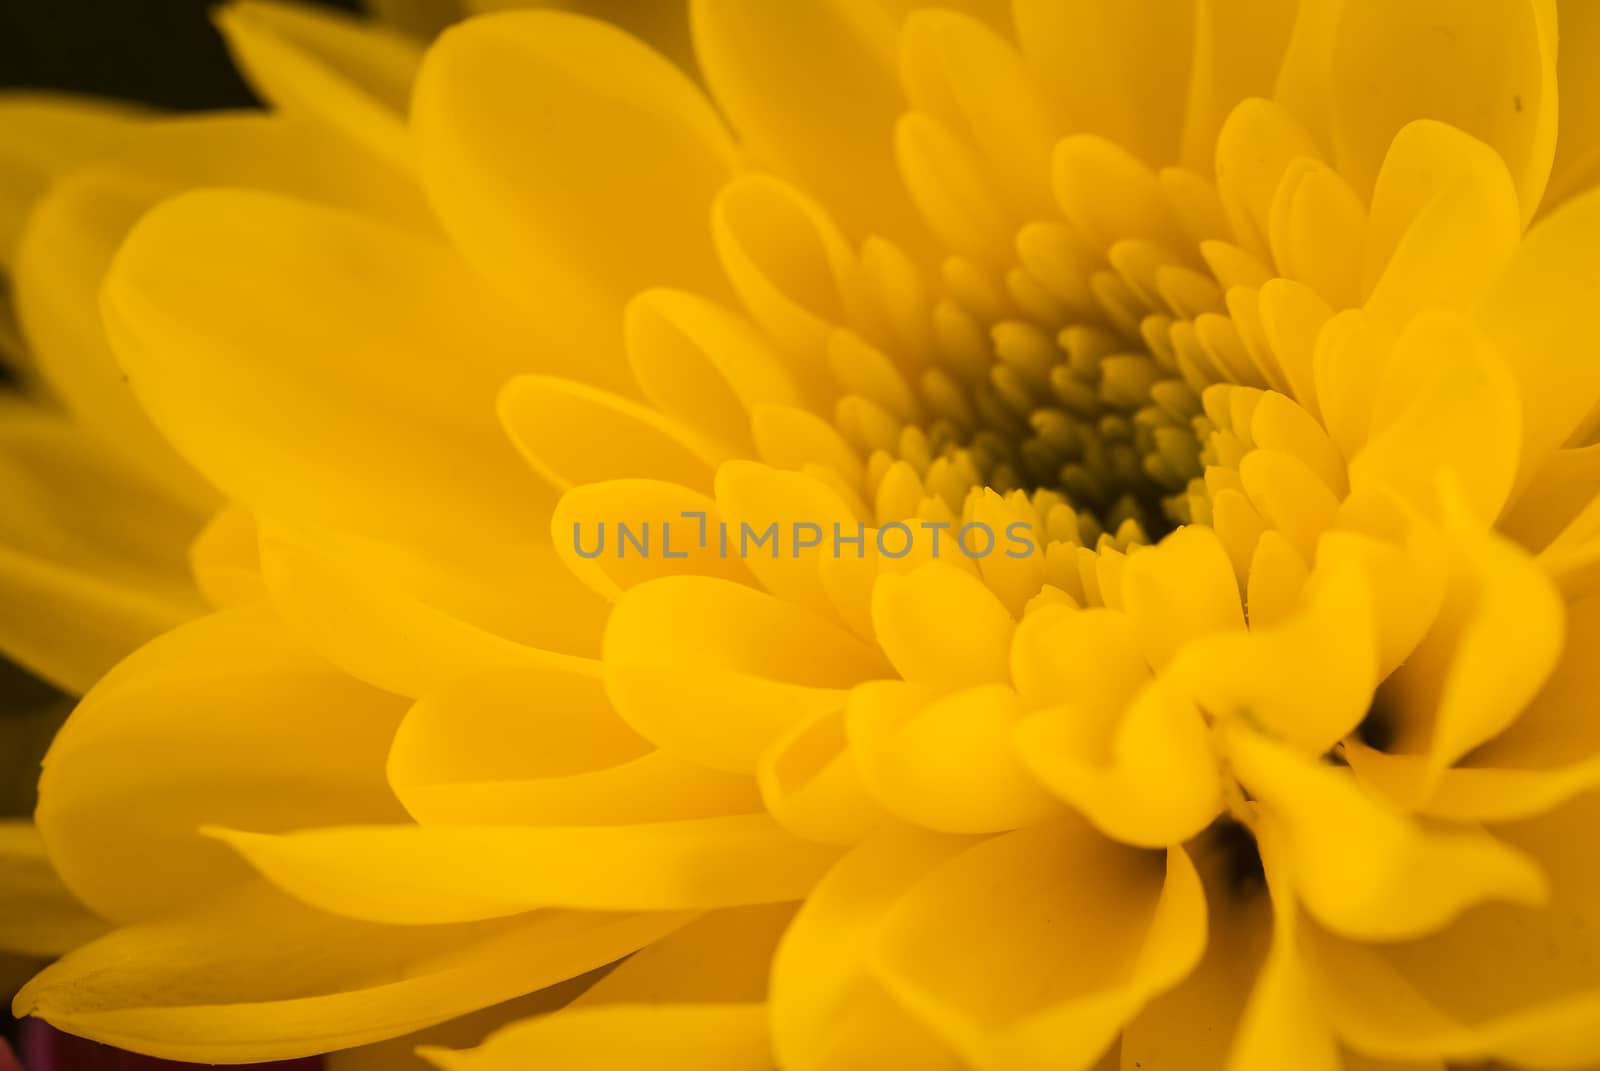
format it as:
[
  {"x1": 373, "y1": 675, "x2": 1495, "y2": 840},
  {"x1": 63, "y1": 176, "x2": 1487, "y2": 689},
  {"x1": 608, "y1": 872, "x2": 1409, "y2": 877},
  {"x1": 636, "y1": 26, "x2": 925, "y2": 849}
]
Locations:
[
  {"x1": 210, "y1": 814, "x2": 838, "y2": 924},
  {"x1": 692, "y1": 0, "x2": 927, "y2": 248},
  {"x1": 1178, "y1": 0, "x2": 1300, "y2": 172},
  {"x1": 0, "y1": 399, "x2": 203, "y2": 694},
  {"x1": 1014, "y1": 0, "x2": 1197, "y2": 167},
  {"x1": 103, "y1": 188, "x2": 554, "y2": 555},
  {"x1": 871, "y1": 821, "x2": 1206, "y2": 1071},
  {"x1": 1324, "y1": 0, "x2": 1557, "y2": 223},
  {"x1": 1227, "y1": 725, "x2": 1546, "y2": 941},
  {"x1": 1543, "y1": 0, "x2": 1600, "y2": 208},
  {"x1": 16, "y1": 113, "x2": 431, "y2": 511},
  {"x1": 1481, "y1": 185, "x2": 1600, "y2": 491},
  {"x1": 35, "y1": 606, "x2": 408, "y2": 923},
  {"x1": 15, "y1": 880, "x2": 689, "y2": 1064},
  {"x1": 415, "y1": 11, "x2": 738, "y2": 394},
  {"x1": 0, "y1": 822, "x2": 106, "y2": 958},
  {"x1": 216, "y1": 0, "x2": 422, "y2": 167},
  {"x1": 259, "y1": 520, "x2": 607, "y2": 700},
  {"x1": 421, "y1": 1004, "x2": 771, "y2": 1071},
  {"x1": 0, "y1": 93, "x2": 144, "y2": 269}
]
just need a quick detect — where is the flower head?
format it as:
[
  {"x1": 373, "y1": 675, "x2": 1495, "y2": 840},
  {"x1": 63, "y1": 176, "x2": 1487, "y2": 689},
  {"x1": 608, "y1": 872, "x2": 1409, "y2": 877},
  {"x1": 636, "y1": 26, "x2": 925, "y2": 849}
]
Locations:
[{"x1": 6, "y1": 1, "x2": 1600, "y2": 1069}]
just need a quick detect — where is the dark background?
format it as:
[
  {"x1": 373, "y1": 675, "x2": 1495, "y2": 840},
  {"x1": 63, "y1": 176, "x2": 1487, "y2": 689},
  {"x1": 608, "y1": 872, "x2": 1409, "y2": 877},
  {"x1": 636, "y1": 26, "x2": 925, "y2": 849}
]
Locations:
[{"x1": 0, "y1": 0, "x2": 355, "y2": 1061}]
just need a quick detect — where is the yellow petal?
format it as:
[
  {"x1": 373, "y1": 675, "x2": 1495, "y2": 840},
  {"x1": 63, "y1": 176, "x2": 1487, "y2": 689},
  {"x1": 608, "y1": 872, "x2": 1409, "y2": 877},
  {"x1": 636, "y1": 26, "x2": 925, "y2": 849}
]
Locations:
[
  {"x1": 366, "y1": 0, "x2": 462, "y2": 38},
  {"x1": 872, "y1": 561, "x2": 1014, "y2": 689},
  {"x1": 390, "y1": 670, "x2": 747, "y2": 833},
  {"x1": 758, "y1": 707, "x2": 890, "y2": 847},
  {"x1": 552, "y1": 479, "x2": 752, "y2": 600},
  {"x1": 0, "y1": 821, "x2": 106, "y2": 958},
  {"x1": 415, "y1": 10, "x2": 736, "y2": 393},
  {"x1": 421, "y1": 1004, "x2": 772, "y2": 1071},
  {"x1": 1222, "y1": 817, "x2": 1343, "y2": 1071},
  {"x1": 872, "y1": 822, "x2": 1206, "y2": 1071},
  {"x1": 898, "y1": 10, "x2": 1054, "y2": 218},
  {"x1": 1352, "y1": 603, "x2": 1600, "y2": 826},
  {"x1": 16, "y1": 113, "x2": 429, "y2": 510},
  {"x1": 605, "y1": 575, "x2": 889, "y2": 771},
  {"x1": 1380, "y1": 487, "x2": 1564, "y2": 773},
  {"x1": 1178, "y1": 0, "x2": 1300, "y2": 173},
  {"x1": 215, "y1": 0, "x2": 422, "y2": 168},
  {"x1": 212, "y1": 814, "x2": 837, "y2": 923},
  {"x1": 715, "y1": 460, "x2": 861, "y2": 617},
  {"x1": 188, "y1": 504, "x2": 266, "y2": 610},
  {"x1": 15, "y1": 880, "x2": 688, "y2": 1063},
  {"x1": 770, "y1": 829, "x2": 973, "y2": 1071},
  {"x1": 1120, "y1": 525, "x2": 1244, "y2": 669},
  {"x1": 1015, "y1": 680, "x2": 1224, "y2": 848},
  {"x1": 1170, "y1": 555, "x2": 1377, "y2": 753},
  {"x1": 0, "y1": 92, "x2": 144, "y2": 268},
  {"x1": 1303, "y1": 790, "x2": 1600, "y2": 1068},
  {"x1": 35, "y1": 606, "x2": 408, "y2": 923},
  {"x1": 1542, "y1": 0, "x2": 1600, "y2": 209},
  {"x1": 1361, "y1": 122, "x2": 1521, "y2": 333},
  {"x1": 1213, "y1": 98, "x2": 1323, "y2": 261},
  {"x1": 1227, "y1": 724, "x2": 1546, "y2": 941},
  {"x1": 259, "y1": 520, "x2": 606, "y2": 698},
  {"x1": 625, "y1": 289, "x2": 802, "y2": 454},
  {"x1": 692, "y1": 0, "x2": 926, "y2": 247},
  {"x1": 501, "y1": 375, "x2": 725, "y2": 493},
  {"x1": 847, "y1": 681, "x2": 1061, "y2": 833},
  {"x1": 1325, "y1": 0, "x2": 1557, "y2": 222},
  {"x1": 103, "y1": 188, "x2": 551, "y2": 553},
  {"x1": 1480, "y1": 184, "x2": 1600, "y2": 489},
  {"x1": 1009, "y1": 602, "x2": 1149, "y2": 714},
  {"x1": 1014, "y1": 0, "x2": 1196, "y2": 167},
  {"x1": 0, "y1": 398, "x2": 203, "y2": 694},
  {"x1": 1350, "y1": 311, "x2": 1521, "y2": 526}
]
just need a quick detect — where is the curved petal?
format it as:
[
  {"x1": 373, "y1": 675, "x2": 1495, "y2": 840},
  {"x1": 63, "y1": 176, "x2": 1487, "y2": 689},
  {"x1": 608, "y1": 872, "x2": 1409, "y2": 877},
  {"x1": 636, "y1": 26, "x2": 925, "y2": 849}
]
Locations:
[
  {"x1": 1169, "y1": 554, "x2": 1377, "y2": 753},
  {"x1": 259, "y1": 520, "x2": 605, "y2": 699},
  {"x1": 35, "y1": 606, "x2": 408, "y2": 923},
  {"x1": 1227, "y1": 724, "x2": 1546, "y2": 941},
  {"x1": 14, "y1": 881, "x2": 688, "y2": 1064},
  {"x1": 0, "y1": 92, "x2": 144, "y2": 269},
  {"x1": 871, "y1": 562, "x2": 1013, "y2": 689},
  {"x1": 870, "y1": 821, "x2": 1206, "y2": 1071},
  {"x1": 769, "y1": 829, "x2": 972, "y2": 1071},
  {"x1": 847, "y1": 681, "x2": 1062, "y2": 833},
  {"x1": 216, "y1": 0, "x2": 422, "y2": 167},
  {"x1": 1014, "y1": 0, "x2": 1197, "y2": 167},
  {"x1": 691, "y1": 0, "x2": 926, "y2": 247},
  {"x1": 16, "y1": 112, "x2": 431, "y2": 510},
  {"x1": 1325, "y1": 0, "x2": 1557, "y2": 222},
  {"x1": 414, "y1": 10, "x2": 737, "y2": 393},
  {"x1": 1303, "y1": 789, "x2": 1600, "y2": 1067},
  {"x1": 1481, "y1": 185, "x2": 1600, "y2": 491},
  {"x1": 103, "y1": 188, "x2": 553, "y2": 554},
  {"x1": 603, "y1": 575, "x2": 888, "y2": 771},
  {"x1": 212, "y1": 815, "x2": 838, "y2": 924}
]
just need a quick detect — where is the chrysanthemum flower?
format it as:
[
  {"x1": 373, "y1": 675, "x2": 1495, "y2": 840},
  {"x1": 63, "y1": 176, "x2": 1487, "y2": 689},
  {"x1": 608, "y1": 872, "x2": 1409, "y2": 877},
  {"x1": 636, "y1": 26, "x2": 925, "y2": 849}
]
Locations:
[{"x1": 7, "y1": 1, "x2": 1600, "y2": 1068}]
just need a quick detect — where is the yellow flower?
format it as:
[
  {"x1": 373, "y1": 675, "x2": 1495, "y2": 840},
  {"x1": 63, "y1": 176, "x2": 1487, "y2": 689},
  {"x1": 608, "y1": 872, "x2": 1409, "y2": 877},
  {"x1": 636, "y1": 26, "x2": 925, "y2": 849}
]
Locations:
[{"x1": 6, "y1": 1, "x2": 1600, "y2": 1068}]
